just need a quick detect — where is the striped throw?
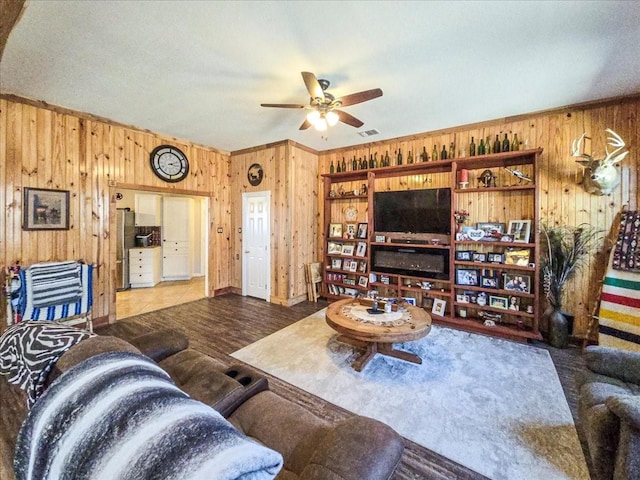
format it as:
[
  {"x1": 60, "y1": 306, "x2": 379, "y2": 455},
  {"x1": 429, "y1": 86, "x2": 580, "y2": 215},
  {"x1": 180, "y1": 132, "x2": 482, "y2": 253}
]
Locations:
[
  {"x1": 14, "y1": 351, "x2": 283, "y2": 480},
  {"x1": 598, "y1": 250, "x2": 640, "y2": 352}
]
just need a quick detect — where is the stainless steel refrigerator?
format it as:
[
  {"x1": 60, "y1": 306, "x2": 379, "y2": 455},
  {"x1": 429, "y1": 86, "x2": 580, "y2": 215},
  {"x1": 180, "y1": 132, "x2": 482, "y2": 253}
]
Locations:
[{"x1": 116, "y1": 209, "x2": 136, "y2": 290}]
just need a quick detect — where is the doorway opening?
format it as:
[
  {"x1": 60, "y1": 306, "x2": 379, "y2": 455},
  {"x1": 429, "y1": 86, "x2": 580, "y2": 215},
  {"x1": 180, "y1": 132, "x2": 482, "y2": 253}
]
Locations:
[{"x1": 242, "y1": 191, "x2": 271, "y2": 301}]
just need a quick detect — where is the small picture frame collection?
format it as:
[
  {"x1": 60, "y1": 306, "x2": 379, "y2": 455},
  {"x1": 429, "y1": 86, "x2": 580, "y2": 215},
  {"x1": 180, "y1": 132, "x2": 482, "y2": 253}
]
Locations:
[
  {"x1": 455, "y1": 268, "x2": 531, "y2": 294},
  {"x1": 455, "y1": 248, "x2": 531, "y2": 267},
  {"x1": 456, "y1": 220, "x2": 532, "y2": 243}
]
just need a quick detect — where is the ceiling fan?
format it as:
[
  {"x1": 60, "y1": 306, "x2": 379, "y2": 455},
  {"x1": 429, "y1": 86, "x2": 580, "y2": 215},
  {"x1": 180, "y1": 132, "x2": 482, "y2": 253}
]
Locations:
[{"x1": 261, "y1": 72, "x2": 383, "y2": 131}]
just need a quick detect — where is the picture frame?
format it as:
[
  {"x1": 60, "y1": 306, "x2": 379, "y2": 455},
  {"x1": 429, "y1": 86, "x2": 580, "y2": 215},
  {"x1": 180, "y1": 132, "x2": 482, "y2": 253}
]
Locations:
[
  {"x1": 358, "y1": 260, "x2": 367, "y2": 273},
  {"x1": 456, "y1": 294, "x2": 470, "y2": 303},
  {"x1": 375, "y1": 234, "x2": 386, "y2": 243},
  {"x1": 327, "y1": 242, "x2": 343, "y2": 254},
  {"x1": 357, "y1": 222, "x2": 368, "y2": 239},
  {"x1": 402, "y1": 297, "x2": 417, "y2": 306},
  {"x1": 380, "y1": 275, "x2": 390, "y2": 285},
  {"x1": 23, "y1": 187, "x2": 70, "y2": 231},
  {"x1": 455, "y1": 250, "x2": 473, "y2": 261},
  {"x1": 476, "y1": 222, "x2": 506, "y2": 241},
  {"x1": 487, "y1": 252, "x2": 504, "y2": 264},
  {"x1": 508, "y1": 220, "x2": 532, "y2": 243},
  {"x1": 500, "y1": 234, "x2": 515, "y2": 243},
  {"x1": 341, "y1": 244, "x2": 355, "y2": 256},
  {"x1": 355, "y1": 241, "x2": 367, "y2": 257},
  {"x1": 508, "y1": 296, "x2": 521, "y2": 311},
  {"x1": 489, "y1": 295, "x2": 509, "y2": 310},
  {"x1": 456, "y1": 268, "x2": 479, "y2": 286},
  {"x1": 358, "y1": 275, "x2": 369, "y2": 288},
  {"x1": 472, "y1": 252, "x2": 487, "y2": 263},
  {"x1": 431, "y1": 298, "x2": 447, "y2": 316},
  {"x1": 481, "y1": 276, "x2": 499, "y2": 288},
  {"x1": 504, "y1": 248, "x2": 531, "y2": 266},
  {"x1": 348, "y1": 260, "x2": 358, "y2": 272},
  {"x1": 345, "y1": 223, "x2": 357, "y2": 239},
  {"x1": 331, "y1": 258, "x2": 342, "y2": 269},
  {"x1": 503, "y1": 273, "x2": 531, "y2": 293},
  {"x1": 329, "y1": 223, "x2": 343, "y2": 238}
]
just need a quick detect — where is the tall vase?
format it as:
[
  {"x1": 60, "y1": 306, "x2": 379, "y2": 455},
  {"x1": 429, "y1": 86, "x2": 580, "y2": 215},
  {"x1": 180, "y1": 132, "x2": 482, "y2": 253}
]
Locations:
[{"x1": 548, "y1": 309, "x2": 569, "y2": 348}]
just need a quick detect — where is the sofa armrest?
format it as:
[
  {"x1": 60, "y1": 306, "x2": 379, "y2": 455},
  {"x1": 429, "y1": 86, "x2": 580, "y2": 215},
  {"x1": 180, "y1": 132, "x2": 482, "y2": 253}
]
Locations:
[
  {"x1": 584, "y1": 346, "x2": 640, "y2": 385},
  {"x1": 128, "y1": 329, "x2": 188, "y2": 362},
  {"x1": 606, "y1": 395, "x2": 640, "y2": 431},
  {"x1": 301, "y1": 416, "x2": 404, "y2": 480}
]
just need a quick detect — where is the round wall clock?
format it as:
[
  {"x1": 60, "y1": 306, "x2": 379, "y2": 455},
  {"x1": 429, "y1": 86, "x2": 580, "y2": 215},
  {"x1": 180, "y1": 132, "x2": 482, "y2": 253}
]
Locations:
[
  {"x1": 150, "y1": 145, "x2": 189, "y2": 183},
  {"x1": 248, "y1": 163, "x2": 264, "y2": 186},
  {"x1": 345, "y1": 206, "x2": 358, "y2": 222}
]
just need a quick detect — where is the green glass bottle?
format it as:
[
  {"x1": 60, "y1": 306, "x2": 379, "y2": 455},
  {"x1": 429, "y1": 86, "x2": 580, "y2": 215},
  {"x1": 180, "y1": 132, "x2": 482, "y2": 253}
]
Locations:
[
  {"x1": 493, "y1": 135, "x2": 501, "y2": 154},
  {"x1": 407, "y1": 150, "x2": 413, "y2": 164},
  {"x1": 485, "y1": 136, "x2": 492, "y2": 155},
  {"x1": 330, "y1": 161, "x2": 335, "y2": 174},
  {"x1": 502, "y1": 133, "x2": 510, "y2": 152},
  {"x1": 421, "y1": 146, "x2": 428, "y2": 162},
  {"x1": 336, "y1": 160, "x2": 341, "y2": 173},
  {"x1": 478, "y1": 138, "x2": 485, "y2": 155},
  {"x1": 360, "y1": 157, "x2": 367, "y2": 170},
  {"x1": 384, "y1": 150, "x2": 390, "y2": 167},
  {"x1": 431, "y1": 145, "x2": 438, "y2": 161},
  {"x1": 449, "y1": 142, "x2": 455, "y2": 159},
  {"x1": 397, "y1": 149, "x2": 403, "y2": 165},
  {"x1": 440, "y1": 145, "x2": 447, "y2": 160},
  {"x1": 352, "y1": 156, "x2": 358, "y2": 171},
  {"x1": 469, "y1": 137, "x2": 476, "y2": 156},
  {"x1": 511, "y1": 133, "x2": 520, "y2": 151},
  {"x1": 373, "y1": 152, "x2": 379, "y2": 168},
  {"x1": 341, "y1": 157, "x2": 346, "y2": 172}
]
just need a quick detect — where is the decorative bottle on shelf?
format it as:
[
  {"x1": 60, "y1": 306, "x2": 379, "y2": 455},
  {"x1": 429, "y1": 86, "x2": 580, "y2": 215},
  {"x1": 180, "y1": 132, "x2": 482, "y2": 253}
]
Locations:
[
  {"x1": 421, "y1": 146, "x2": 429, "y2": 162},
  {"x1": 407, "y1": 150, "x2": 414, "y2": 164},
  {"x1": 369, "y1": 154, "x2": 374, "y2": 169},
  {"x1": 330, "y1": 161, "x2": 335, "y2": 174},
  {"x1": 469, "y1": 137, "x2": 476, "y2": 156},
  {"x1": 360, "y1": 157, "x2": 367, "y2": 170},
  {"x1": 336, "y1": 160, "x2": 341, "y2": 173},
  {"x1": 478, "y1": 138, "x2": 485, "y2": 155},
  {"x1": 373, "y1": 152, "x2": 379, "y2": 168},
  {"x1": 384, "y1": 150, "x2": 390, "y2": 167},
  {"x1": 511, "y1": 133, "x2": 520, "y2": 151},
  {"x1": 502, "y1": 133, "x2": 510, "y2": 152},
  {"x1": 440, "y1": 145, "x2": 447, "y2": 160},
  {"x1": 449, "y1": 142, "x2": 455, "y2": 159},
  {"x1": 352, "y1": 156, "x2": 358, "y2": 171},
  {"x1": 397, "y1": 149, "x2": 403, "y2": 165},
  {"x1": 485, "y1": 136, "x2": 492, "y2": 154},
  {"x1": 493, "y1": 135, "x2": 501, "y2": 153},
  {"x1": 432, "y1": 145, "x2": 439, "y2": 161},
  {"x1": 341, "y1": 157, "x2": 347, "y2": 172}
]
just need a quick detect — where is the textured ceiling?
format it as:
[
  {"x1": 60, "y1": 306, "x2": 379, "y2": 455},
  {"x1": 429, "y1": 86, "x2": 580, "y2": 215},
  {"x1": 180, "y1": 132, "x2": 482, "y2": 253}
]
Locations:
[{"x1": 1, "y1": 1, "x2": 639, "y2": 152}]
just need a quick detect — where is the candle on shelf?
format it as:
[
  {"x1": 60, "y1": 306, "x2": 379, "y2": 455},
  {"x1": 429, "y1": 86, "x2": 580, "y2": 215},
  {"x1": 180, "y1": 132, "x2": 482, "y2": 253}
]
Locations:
[{"x1": 460, "y1": 169, "x2": 469, "y2": 183}]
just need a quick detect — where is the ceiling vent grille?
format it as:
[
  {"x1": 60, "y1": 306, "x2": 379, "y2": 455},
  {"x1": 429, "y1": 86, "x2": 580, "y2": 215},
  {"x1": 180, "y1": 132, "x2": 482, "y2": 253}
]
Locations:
[{"x1": 358, "y1": 129, "x2": 380, "y2": 137}]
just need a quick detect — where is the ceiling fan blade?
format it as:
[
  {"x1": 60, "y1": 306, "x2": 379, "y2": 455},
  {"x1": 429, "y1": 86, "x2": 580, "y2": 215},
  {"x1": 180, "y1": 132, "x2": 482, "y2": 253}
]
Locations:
[
  {"x1": 336, "y1": 110, "x2": 364, "y2": 128},
  {"x1": 260, "y1": 103, "x2": 306, "y2": 108},
  {"x1": 299, "y1": 119, "x2": 312, "y2": 130},
  {"x1": 301, "y1": 72, "x2": 325, "y2": 102},
  {"x1": 336, "y1": 88, "x2": 383, "y2": 107}
]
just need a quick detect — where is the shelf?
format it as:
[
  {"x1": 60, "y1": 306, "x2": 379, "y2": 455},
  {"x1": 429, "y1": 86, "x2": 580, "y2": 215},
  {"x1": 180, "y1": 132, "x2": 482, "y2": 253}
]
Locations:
[
  {"x1": 453, "y1": 301, "x2": 534, "y2": 318},
  {"x1": 453, "y1": 260, "x2": 535, "y2": 272},
  {"x1": 453, "y1": 149, "x2": 542, "y2": 170},
  {"x1": 455, "y1": 185, "x2": 535, "y2": 193},
  {"x1": 453, "y1": 240, "x2": 535, "y2": 248},
  {"x1": 371, "y1": 241, "x2": 451, "y2": 249},
  {"x1": 453, "y1": 284, "x2": 534, "y2": 298},
  {"x1": 433, "y1": 315, "x2": 543, "y2": 341},
  {"x1": 325, "y1": 194, "x2": 368, "y2": 201},
  {"x1": 322, "y1": 160, "x2": 453, "y2": 181}
]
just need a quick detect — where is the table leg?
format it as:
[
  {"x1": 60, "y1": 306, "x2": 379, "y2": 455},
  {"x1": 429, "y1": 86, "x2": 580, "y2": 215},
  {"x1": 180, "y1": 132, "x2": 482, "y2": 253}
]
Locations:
[
  {"x1": 378, "y1": 343, "x2": 422, "y2": 365},
  {"x1": 353, "y1": 343, "x2": 378, "y2": 372}
]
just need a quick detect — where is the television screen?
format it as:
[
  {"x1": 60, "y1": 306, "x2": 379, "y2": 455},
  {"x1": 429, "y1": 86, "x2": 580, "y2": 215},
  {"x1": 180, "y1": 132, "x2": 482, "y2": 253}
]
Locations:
[{"x1": 374, "y1": 188, "x2": 451, "y2": 235}]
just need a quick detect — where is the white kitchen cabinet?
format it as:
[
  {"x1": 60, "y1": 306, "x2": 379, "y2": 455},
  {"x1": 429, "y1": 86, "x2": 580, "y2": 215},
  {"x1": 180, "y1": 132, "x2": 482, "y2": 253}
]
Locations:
[
  {"x1": 135, "y1": 194, "x2": 161, "y2": 226},
  {"x1": 162, "y1": 197, "x2": 193, "y2": 280},
  {"x1": 129, "y1": 247, "x2": 162, "y2": 287}
]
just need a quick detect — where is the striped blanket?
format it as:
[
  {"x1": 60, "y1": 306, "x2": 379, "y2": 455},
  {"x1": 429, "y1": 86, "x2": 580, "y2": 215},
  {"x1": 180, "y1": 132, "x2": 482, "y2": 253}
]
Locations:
[
  {"x1": 598, "y1": 249, "x2": 640, "y2": 352},
  {"x1": 14, "y1": 351, "x2": 283, "y2": 480}
]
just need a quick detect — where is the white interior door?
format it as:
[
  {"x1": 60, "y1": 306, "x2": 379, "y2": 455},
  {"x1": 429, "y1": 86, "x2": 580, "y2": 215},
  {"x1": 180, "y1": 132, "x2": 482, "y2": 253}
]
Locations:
[{"x1": 242, "y1": 192, "x2": 271, "y2": 300}]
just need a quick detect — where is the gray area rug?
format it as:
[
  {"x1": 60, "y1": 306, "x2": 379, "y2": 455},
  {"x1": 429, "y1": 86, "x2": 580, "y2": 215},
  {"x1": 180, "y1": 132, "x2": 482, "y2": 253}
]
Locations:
[{"x1": 232, "y1": 309, "x2": 589, "y2": 480}]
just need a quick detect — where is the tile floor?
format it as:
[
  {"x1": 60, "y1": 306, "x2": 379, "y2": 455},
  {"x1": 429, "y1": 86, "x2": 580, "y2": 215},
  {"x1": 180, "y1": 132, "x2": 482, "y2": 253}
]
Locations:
[{"x1": 116, "y1": 276, "x2": 206, "y2": 319}]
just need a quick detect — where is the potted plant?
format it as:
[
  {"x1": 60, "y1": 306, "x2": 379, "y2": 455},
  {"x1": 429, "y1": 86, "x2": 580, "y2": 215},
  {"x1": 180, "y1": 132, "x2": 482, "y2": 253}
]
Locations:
[{"x1": 539, "y1": 221, "x2": 602, "y2": 348}]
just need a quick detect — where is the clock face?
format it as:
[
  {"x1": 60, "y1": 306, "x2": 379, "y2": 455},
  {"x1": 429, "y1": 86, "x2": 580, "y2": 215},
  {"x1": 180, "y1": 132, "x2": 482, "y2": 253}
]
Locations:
[{"x1": 150, "y1": 145, "x2": 189, "y2": 182}]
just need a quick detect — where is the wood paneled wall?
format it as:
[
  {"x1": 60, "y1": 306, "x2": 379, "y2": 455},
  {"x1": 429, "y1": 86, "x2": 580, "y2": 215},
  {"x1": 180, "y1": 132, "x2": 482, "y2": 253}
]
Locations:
[
  {"x1": 0, "y1": 97, "x2": 232, "y2": 326},
  {"x1": 319, "y1": 96, "x2": 639, "y2": 337},
  {"x1": 230, "y1": 141, "x2": 318, "y2": 305}
]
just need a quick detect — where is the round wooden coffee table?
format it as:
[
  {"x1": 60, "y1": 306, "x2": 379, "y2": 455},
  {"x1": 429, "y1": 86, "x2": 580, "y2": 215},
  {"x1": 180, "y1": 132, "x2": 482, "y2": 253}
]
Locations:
[{"x1": 325, "y1": 298, "x2": 432, "y2": 372}]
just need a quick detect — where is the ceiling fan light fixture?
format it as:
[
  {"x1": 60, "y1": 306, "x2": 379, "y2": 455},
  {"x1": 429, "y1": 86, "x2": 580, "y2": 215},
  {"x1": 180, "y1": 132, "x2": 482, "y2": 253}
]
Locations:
[
  {"x1": 306, "y1": 110, "x2": 320, "y2": 124},
  {"x1": 315, "y1": 117, "x2": 328, "y2": 131},
  {"x1": 325, "y1": 111, "x2": 339, "y2": 127}
]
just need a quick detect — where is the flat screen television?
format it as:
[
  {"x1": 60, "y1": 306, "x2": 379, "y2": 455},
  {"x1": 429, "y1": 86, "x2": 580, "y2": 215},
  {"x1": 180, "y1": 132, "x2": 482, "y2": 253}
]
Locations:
[{"x1": 374, "y1": 188, "x2": 451, "y2": 235}]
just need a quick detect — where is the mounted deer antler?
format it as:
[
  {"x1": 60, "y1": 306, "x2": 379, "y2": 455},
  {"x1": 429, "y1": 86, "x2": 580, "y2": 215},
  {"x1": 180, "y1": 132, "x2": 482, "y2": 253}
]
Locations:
[{"x1": 571, "y1": 128, "x2": 629, "y2": 195}]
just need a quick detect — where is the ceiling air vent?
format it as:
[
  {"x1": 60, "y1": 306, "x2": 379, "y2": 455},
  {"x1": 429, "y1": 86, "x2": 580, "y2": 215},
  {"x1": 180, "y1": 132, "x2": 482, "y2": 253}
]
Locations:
[{"x1": 358, "y1": 129, "x2": 380, "y2": 137}]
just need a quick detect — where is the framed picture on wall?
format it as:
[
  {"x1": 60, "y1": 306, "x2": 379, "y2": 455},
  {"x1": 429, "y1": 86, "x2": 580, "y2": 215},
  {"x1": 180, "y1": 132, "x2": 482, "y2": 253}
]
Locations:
[
  {"x1": 508, "y1": 220, "x2": 532, "y2": 243},
  {"x1": 23, "y1": 188, "x2": 70, "y2": 231}
]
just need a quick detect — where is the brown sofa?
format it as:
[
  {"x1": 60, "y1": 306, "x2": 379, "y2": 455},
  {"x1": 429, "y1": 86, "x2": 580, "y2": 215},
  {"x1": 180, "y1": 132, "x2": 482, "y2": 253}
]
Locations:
[{"x1": 12, "y1": 325, "x2": 405, "y2": 480}]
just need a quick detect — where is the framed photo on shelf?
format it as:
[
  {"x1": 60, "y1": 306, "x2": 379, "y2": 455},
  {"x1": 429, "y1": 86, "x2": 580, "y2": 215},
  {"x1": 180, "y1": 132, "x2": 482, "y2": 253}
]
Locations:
[
  {"x1": 455, "y1": 250, "x2": 474, "y2": 261},
  {"x1": 481, "y1": 276, "x2": 499, "y2": 288},
  {"x1": 345, "y1": 223, "x2": 357, "y2": 239},
  {"x1": 23, "y1": 187, "x2": 70, "y2": 231},
  {"x1": 402, "y1": 297, "x2": 417, "y2": 306},
  {"x1": 431, "y1": 298, "x2": 446, "y2": 316},
  {"x1": 341, "y1": 245, "x2": 355, "y2": 256},
  {"x1": 329, "y1": 223, "x2": 343, "y2": 238},
  {"x1": 358, "y1": 260, "x2": 367, "y2": 273},
  {"x1": 508, "y1": 220, "x2": 532, "y2": 243},
  {"x1": 357, "y1": 223, "x2": 368, "y2": 239},
  {"x1": 456, "y1": 269, "x2": 479, "y2": 286},
  {"x1": 348, "y1": 260, "x2": 358, "y2": 272},
  {"x1": 355, "y1": 241, "x2": 367, "y2": 257},
  {"x1": 504, "y1": 248, "x2": 531, "y2": 266},
  {"x1": 503, "y1": 273, "x2": 531, "y2": 293},
  {"x1": 331, "y1": 258, "x2": 342, "y2": 269},
  {"x1": 327, "y1": 242, "x2": 343, "y2": 254},
  {"x1": 476, "y1": 222, "x2": 506, "y2": 241},
  {"x1": 358, "y1": 275, "x2": 369, "y2": 288},
  {"x1": 456, "y1": 294, "x2": 470, "y2": 303},
  {"x1": 508, "y1": 296, "x2": 521, "y2": 311},
  {"x1": 487, "y1": 252, "x2": 504, "y2": 264},
  {"x1": 472, "y1": 252, "x2": 487, "y2": 263},
  {"x1": 500, "y1": 234, "x2": 515, "y2": 243},
  {"x1": 375, "y1": 234, "x2": 386, "y2": 243},
  {"x1": 489, "y1": 295, "x2": 509, "y2": 310}
]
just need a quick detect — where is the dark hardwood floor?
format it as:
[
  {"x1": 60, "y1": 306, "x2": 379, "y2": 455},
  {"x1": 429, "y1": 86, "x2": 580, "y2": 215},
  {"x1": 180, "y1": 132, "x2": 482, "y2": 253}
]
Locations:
[{"x1": 1, "y1": 294, "x2": 591, "y2": 480}]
